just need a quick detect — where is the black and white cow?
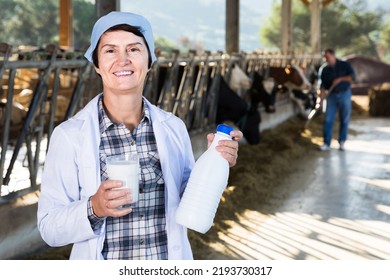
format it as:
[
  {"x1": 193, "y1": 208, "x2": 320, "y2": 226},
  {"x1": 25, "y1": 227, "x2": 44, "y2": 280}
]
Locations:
[
  {"x1": 215, "y1": 65, "x2": 278, "y2": 144},
  {"x1": 216, "y1": 75, "x2": 261, "y2": 145},
  {"x1": 268, "y1": 65, "x2": 316, "y2": 118}
]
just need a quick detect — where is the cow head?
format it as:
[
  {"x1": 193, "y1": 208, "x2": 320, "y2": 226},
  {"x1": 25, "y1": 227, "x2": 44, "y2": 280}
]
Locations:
[
  {"x1": 248, "y1": 72, "x2": 276, "y2": 113},
  {"x1": 216, "y1": 76, "x2": 261, "y2": 145},
  {"x1": 283, "y1": 65, "x2": 311, "y2": 91},
  {"x1": 229, "y1": 64, "x2": 252, "y2": 96}
]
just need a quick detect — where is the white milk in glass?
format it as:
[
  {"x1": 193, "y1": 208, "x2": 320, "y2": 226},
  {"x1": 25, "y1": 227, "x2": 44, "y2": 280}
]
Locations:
[{"x1": 106, "y1": 153, "x2": 139, "y2": 209}]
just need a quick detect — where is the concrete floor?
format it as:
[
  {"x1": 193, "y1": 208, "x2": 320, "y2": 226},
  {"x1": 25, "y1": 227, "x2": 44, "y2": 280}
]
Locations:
[
  {"x1": 0, "y1": 191, "x2": 43, "y2": 259},
  {"x1": 210, "y1": 117, "x2": 390, "y2": 259}
]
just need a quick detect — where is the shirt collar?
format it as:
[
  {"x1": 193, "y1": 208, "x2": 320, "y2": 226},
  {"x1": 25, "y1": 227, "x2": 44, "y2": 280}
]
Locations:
[{"x1": 98, "y1": 95, "x2": 150, "y2": 133}]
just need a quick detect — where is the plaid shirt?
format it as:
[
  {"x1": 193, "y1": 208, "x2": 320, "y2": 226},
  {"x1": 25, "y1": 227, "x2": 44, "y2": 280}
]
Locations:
[{"x1": 87, "y1": 95, "x2": 168, "y2": 260}]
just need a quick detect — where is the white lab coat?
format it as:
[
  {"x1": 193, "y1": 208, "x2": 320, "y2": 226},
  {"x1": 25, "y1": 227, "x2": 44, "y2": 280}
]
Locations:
[{"x1": 37, "y1": 94, "x2": 194, "y2": 260}]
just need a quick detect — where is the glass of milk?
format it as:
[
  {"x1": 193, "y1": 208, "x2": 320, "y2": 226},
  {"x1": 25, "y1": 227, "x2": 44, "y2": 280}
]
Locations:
[{"x1": 106, "y1": 152, "x2": 139, "y2": 209}]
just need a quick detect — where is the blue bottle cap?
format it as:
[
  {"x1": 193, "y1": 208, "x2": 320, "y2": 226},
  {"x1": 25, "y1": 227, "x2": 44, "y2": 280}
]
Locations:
[{"x1": 216, "y1": 124, "x2": 234, "y2": 136}]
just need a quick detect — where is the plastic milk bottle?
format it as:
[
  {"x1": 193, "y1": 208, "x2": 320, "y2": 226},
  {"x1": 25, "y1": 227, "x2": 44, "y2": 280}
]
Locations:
[{"x1": 176, "y1": 124, "x2": 233, "y2": 233}]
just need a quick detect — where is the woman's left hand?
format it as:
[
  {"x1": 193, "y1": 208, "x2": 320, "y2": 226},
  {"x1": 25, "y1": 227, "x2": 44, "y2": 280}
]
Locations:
[{"x1": 207, "y1": 129, "x2": 243, "y2": 167}]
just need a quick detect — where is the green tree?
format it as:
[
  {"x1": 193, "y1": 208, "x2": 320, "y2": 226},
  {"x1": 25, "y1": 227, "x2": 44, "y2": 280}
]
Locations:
[
  {"x1": 0, "y1": 0, "x2": 95, "y2": 51},
  {"x1": 0, "y1": 0, "x2": 58, "y2": 46},
  {"x1": 154, "y1": 36, "x2": 176, "y2": 53},
  {"x1": 73, "y1": 0, "x2": 96, "y2": 51},
  {"x1": 260, "y1": 3, "x2": 282, "y2": 49},
  {"x1": 340, "y1": 0, "x2": 384, "y2": 59},
  {"x1": 261, "y1": 0, "x2": 384, "y2": 59},
  {"x1": 380, "y1": 19, "x2": 390, "y2": 61}
]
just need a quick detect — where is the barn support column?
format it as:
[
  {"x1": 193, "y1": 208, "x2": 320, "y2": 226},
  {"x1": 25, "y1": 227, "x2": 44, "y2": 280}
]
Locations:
[
  {"x1": 301, "y1": 0, "x2": 335, "y2": 55},
  {"x1": 281, "y1": 0, "x2": 292, "y2": 55},
  {"x1": 225, "y1": 0, "x2": 240, "y2": 54},
  {"x1": 310, "y1": 0, "x2": 321, "y2": 55},
  {"x1": 59, "y1": 0, "x2": 73, "y2": 49},
  {"x1": 96, "y1": 0, "x2": 121, "y2": 18}
]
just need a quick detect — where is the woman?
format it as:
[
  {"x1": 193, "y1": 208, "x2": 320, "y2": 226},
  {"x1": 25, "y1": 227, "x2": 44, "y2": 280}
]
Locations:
[{"x1": 37, "y1": 11, "x2": 242, "y2": 260}]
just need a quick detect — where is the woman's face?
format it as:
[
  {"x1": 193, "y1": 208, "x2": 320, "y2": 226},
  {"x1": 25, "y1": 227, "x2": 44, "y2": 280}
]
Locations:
[{"x1": 95, "y1": 30, "x2": 150, "y2": 95}]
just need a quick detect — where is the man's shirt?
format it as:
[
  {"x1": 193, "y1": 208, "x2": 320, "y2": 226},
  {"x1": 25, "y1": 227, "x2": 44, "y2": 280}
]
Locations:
[{"x1": 319, "y1": 59, "x2": 355, "y2": 92}]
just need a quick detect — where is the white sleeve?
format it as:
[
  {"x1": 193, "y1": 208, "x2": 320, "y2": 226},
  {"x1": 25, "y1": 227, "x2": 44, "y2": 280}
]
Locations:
[
  {"x1": 37, "y1": 126, "x2": 100, "y2": 247},
  {"x1": 180, "y1": 126, "x2": 195, "y2": 196},
  {"x1": 317, "y1": 64, "x2": 325, "y2": 89}
]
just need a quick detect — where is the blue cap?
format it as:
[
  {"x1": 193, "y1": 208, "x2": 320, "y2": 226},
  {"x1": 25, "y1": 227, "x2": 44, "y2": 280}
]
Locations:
[
  {"x1": 84, "y1": 11, "x2": 157, "y2": 64},
  {"x1": 216, "y1": 124, "x2": 234, "y2": 136}
]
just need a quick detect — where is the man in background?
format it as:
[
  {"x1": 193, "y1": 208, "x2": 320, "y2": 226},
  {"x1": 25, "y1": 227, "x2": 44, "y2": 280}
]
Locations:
[{"x1": 318, "y1": 48, "x2": 355, "y2": 151}]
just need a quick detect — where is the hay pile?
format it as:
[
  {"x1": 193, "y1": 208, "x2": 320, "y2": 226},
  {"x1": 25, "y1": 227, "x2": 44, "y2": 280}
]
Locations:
[{"x1": 368, "y1": 83, "x2": 390, "y2": 116}]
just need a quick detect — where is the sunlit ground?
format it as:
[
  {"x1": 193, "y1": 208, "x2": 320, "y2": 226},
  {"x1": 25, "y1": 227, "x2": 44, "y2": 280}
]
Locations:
[
  {"x1": 347, "y1": 139, "x2": 390, "y2": 156},
  {"x1": 352, "y1": 176, "x2": 390, "y2": 191},
  {"x1": 209, "y1": 117, "x2": 390, "y2": 260},
  {"x1": 210, "y1": 210, "x2": 390, "y2": 260},
  {"x1": 0, "y1": 138, "x2": 45, "y2": 196}
]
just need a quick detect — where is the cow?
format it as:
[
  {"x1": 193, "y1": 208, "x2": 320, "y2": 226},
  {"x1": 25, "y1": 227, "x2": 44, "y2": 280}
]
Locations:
[
  {"x1": 229, "y1": 64, "x2": 277, "y2": 113},
  {"x1": 229, "y1": 64, "x2": 251, "y2": 96},
  {"x1": 268, "y1": 65, "x2": 316, "y2": 118},
  {"x1": 345, "y1": 55, "x2": 390, "y2": 95},
  {"x1": 216, "y1": 76, "x2": 248, "y2": 125},
  {"x1": 215, "y1": 75, "x2": 261, "y2": 144},
  {"x1": 268, "y1": 65, "x2": 310, "y2": 90},
  {"x1": 215, "y1": 64, "x2": 279, "y2": 145},
  {"x1": 247, "y1": 72, "x2": 277, "y2": 113}
]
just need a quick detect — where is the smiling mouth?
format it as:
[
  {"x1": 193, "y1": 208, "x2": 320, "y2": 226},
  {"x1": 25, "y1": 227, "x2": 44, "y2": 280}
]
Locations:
[{"x1": 113, "y1": 70, "x2": 134, "y2": 77}]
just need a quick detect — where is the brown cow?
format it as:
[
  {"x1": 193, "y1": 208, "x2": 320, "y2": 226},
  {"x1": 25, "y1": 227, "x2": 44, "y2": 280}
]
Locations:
[
  {"x1": 268, "y1": 65, "x2": 311, "y2": 90},
  {"x1": 268, "y1": 65, "x2": 314, "y2": 117},
  {"x1": 345, "y1": 55, "x2": 390, "y2": 95}
]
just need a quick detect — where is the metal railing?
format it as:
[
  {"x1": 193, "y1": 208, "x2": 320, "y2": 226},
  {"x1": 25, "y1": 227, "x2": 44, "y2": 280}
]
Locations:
[
  {"x1": 0, "y1": 44, "x2": 322, "y2": 203},
  {"x1": 0, "y1": 44, "x2": 101, "y2": 201}
]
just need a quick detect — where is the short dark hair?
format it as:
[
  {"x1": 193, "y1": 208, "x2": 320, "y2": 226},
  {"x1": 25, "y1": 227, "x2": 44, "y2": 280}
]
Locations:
[
  {"x1": 92, "y1": 24, "x2": 152, "y2": 68},
  {"x1": 324, "y1": 48, "x2": 335, "y2": 55}
]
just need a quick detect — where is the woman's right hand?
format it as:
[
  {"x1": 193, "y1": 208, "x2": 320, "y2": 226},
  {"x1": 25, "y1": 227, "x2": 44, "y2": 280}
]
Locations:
[{"x1": 91, "y1": 180, "x2": 133, "y2": 218}]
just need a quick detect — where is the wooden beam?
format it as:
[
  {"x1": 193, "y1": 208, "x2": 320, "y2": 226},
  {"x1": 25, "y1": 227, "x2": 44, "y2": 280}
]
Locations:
[
  {"x1": 96, "y1": 0, "x2": 121, "y2": 18},
  {"x1": 322, "y1": 0, "x2": 335, "y2": 8},
  {"x1": 225, "y1": 0, "x2": 240, "y2": 54},
  {"x1": 281, "y1": 0, "x2": 292, "y2": 54},
  {"x1": 311, "y1": 0, "x2": 321, "y2": 54},
  {"x1": 300, "y1": 0, "x2": 310, "y2": 7},
  {"x1": 301, "y1": 0, "x2": 336, "y2": 9},
  {"x1": 301, "y1": 0, "x2": 328, "y2": 54},
  {"x1": 59, "y1": 0, "x2": 73, "y2": 49}
]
